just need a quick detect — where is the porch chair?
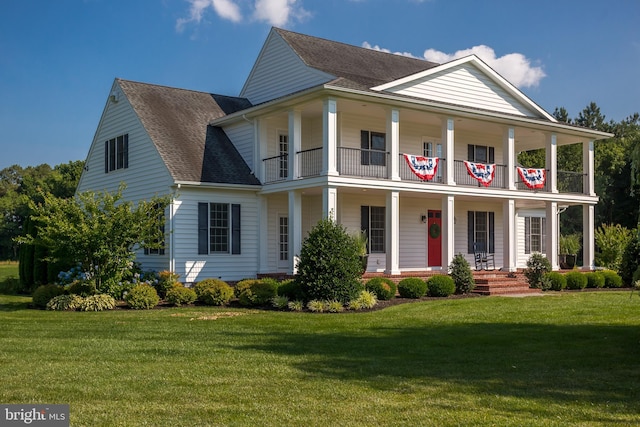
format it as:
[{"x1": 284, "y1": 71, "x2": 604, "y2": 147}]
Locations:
[{"x1": 473, "y1": 242, "x2": 495, "y2": 270}]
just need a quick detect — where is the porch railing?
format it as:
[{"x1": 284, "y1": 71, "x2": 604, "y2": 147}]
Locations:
[
  {"x1": 399, "y1": 154, "x2": 445, "y2": 183},
  {"x1": 454, "y1": 160, "x2": 507, "y2": 189},
  {"x1": 338, "y1": 147, "x2": 389, "y2": 179},
  {"x1": 263, "y1": 154, "x2": 288, "y2": 183},
  {"x1": 557, "y1": 170, "x2": 586, "y2": 194},
  {"x1": 298, "y1": 147, "x2": 322, "y2": 178}
]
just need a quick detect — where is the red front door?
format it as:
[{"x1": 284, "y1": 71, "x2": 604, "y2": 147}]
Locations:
[{"x1": 427, "y1": 210, "x2": 442, "y2": 267}]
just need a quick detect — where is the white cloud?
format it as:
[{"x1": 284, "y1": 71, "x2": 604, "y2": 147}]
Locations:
[
  {"x1": 362, "y1": 41, "x2": 417, "y2": 59},
  {"x1": 423, "y1": 45, "x2": 546, "y2": 88},
  {"x1": 177, "y1": 0, "x2": 309, "y2": 30}
]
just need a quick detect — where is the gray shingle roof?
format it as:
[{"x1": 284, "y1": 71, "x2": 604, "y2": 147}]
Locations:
[
  {"x1": 274, "y1": 28, "x2": 439, "y2": 89},
  {"x1": 117, "y1": 79, "x2": 259, "y2": 185}
]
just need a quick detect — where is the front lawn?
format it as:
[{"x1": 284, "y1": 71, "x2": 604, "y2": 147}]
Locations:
[{"x1": 1, "y1": 292, "x2": 639, "y2": 426}]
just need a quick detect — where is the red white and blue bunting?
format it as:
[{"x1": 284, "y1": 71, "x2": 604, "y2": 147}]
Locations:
[
  {"x1": 403, "y1": 154, "x2": 439, "y2": 181},
  {"x1": 464, "y1": 161, "x2": 495, "y2": 187},
  {"x1": 517, "y1": 167, "x2": 546, "y2": 189}
]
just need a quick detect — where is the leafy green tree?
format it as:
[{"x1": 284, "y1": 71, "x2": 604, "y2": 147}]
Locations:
[{"x1": 21, "y1": 184, "x2": 169, "y2": 293}]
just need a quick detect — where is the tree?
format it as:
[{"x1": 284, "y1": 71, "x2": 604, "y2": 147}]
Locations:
[{"x1": 22, "y1": 184, "x2": 170, "y2": 293}]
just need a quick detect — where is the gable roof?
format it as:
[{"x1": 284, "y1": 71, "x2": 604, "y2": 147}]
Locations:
[
  {"x1": 117, "y1": 79, "x2": 259, "y2": 185},
  {"x1": 273, "y1": 28, "x2": 440, "y2": 90}
]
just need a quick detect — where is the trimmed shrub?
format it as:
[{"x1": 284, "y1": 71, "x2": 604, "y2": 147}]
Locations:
[
  {"x1": 427, "y1": 275, "x2": 456, "y2": 297},
  {"x1": 525, "y1": 253, "x2": 552, "y2": 289},
  {"x1": 326, "y1": 300, "x2": 345, "y2": 313},
  {"x1": 194, "y1": 278, "x2": 233, "y2": 306},
  {"x1": 601, "y1": 270, "x2": 623, "y2": 288},
  {"x1": 155, "y1": 271, "x2": 179, "y2": 299},
  {"x1": 397, "y1": 277, "x2": 427, "y2": 299},
  {"x1": 307, "y1": 300, "x2": 326, "y2": 313},
  {"x1": 364, "y1": 277, "x2": 396, "y2": 300},
  {"x1": 449, "y1": 253, "x2": 475, "y2": 294},
  {"x1": 565, "y1": 271, "x2": 587, "y2": 290},
  {"x1": 348, "y1": 290, "x2": 378, "y2": 310},
  {"x1": 585, "y1": 272, "x2": 605, "y2": 288},
  {"x1": 271, "y1": 295, "x2": 289, "y2": 309},
  {"x1": 68, "y1": 280, "x2": 96, "y2": 297},
  {"x1": 295, "y1": 217, "x2": 363, "y2": 304},
  {"x1": 620, "y1": 233, "x2": 640, "y2": 285},
  {"x1": 545, "y1": 272, "x2": 566, "y2": 291},
  {"x1": 287, "y1": 300, "x2": 304, "y2": 311},
  {"x1": 236, "y1": 279, "x2": 278, "y2": 306},
  {"x1": 78, "y1": 294, "x2": 116, "y2": 311},
  {"x1": 277, "y1": 279, "x2": 304, "y2": 301},
  {"x1": 125, "y1": 284, "x2": 160, "y2": 309},
  {"x1": 32, "y1": 284, "x2": 64, "y2": 309},
  {"x1": 0, "y1": 277, "x2": 21, "y2": 295},
  {"x1": 46, "y1": 294, "x2": 84, "y2": 311},
  {"x1": 165, "y1": 284, "x2": 197, "y2": 306}
]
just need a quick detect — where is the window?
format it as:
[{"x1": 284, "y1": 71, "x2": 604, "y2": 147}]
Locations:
[
  {"x1": 524, "y1": 217, "x2": 546, "y2": 254},
  {"x1": 361, "y1": 206, "x2": 385, "y2": 253},
  {"x1": 468, "y1": 144, "x2": 494, "y2": 163},
  {"x1": 361, "y1": 131, "x2": 386, "y2": 166},
  {"x1": 467, "y1": 211, "x2": 495, "y2": 253},
  {"x1": 423, "y1": 139, "x2": 443, "y2": 181},
  {"x1": 104, "y1": 134, "x2": 129, "y2": 173},
  {"x1": 278, "y1": 133, "x2": 288, "y2": 179},
  {"x1": 198, "y1": 202, "x2": 241, "y2": 254},
  {"x1": 279, "y1": 216, "x2": 288, "y2": 261}
]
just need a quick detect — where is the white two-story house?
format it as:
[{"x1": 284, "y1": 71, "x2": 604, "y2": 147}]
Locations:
[{"x1": 77, "y1": 28, "x2": 612, "y2": 283}]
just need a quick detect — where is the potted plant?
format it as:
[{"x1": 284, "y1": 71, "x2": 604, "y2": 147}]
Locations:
[
  {"x1": 352, "y1": 230, "x2": 369, "y2": 274},
  {"x1": 559, "y1": 233, "x2": 581, "y2": 269}
]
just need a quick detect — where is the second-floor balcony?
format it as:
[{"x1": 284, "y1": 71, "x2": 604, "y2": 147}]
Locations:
[{"x1": 262, "y1": 147, "x2": 587, "y2": 194}]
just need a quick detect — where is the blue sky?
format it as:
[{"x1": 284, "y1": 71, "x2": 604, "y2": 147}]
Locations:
[{"x1": 1, "y1": 0, "x2": 639, "y2": 170}]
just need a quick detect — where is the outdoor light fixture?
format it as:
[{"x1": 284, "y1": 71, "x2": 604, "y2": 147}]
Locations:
[{"x1": 421, "y1": 214, "x2": 427, "y2": 223}]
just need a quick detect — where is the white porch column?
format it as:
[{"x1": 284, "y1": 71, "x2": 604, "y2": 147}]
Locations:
[
  {"x1": 257, "y1": 118, "x2": 268, "y2": 183},
  {"x1": 583, "y1": 204, "x2": 595, "y2": 270},
  {"x1": 288, "y1": 190, "x2": 302, "y2": 275},
  {"x1": 288, "y1": 109, "x2": 302, "y2": 180},
  {"x1": 442, "y1": 118, "x2": 455, "y2": 185},
  {"x1": 322, "y1": 186, "x2": 338, "y2": 219},
  {"x1": 546, "y1": 201, "x2": 559, "y2": 270},
  {"x1": 503, "y1": 199, "x2": 517, "y2": 272},
  {"x1": 385, "y1": 191, "x2": 400, "y2": 275},
  {"x1": 322, "y1": 98, "x2": 338, "y2": 176},
  {"x1": 546, "y1": 133, "x2": 558, "y2": 193},
  {"x1": 583, "y1": 139, "x2": 595, "y2": 196},
  {"x1": 441, "y1": 194, "x2": 455, "y2": 269},
  {"x1": 387, "y1": 108, "x2": 400, "y2": 181},
  {"x1": 504, "y1": 127, "x2": 516, "y2": 190},
  {"x1": 258, "y1": 197, "x2": 269, "y2": 274}
]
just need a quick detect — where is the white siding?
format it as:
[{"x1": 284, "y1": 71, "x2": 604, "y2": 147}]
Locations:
[
  {"x1": 172, "y1": 188, "x2": 260, "y2": 283},
  {"x1": 386, "y1": 64, "x2": 536, "y2": 117},
  {"x1": 266, "y1": 194, "x2": 288, "y2": 273},
  {"x1": 240, "y1": 31, "x2": 334, "y2": 105},
  {"x1": 224, "y1": 121, "x2": 255, "y2": 170},
  {"x1": 455, "y1": 200, "x2": 504, "y2": 268}
]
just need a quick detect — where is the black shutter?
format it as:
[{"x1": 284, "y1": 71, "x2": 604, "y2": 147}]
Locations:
[
  {"x1": 361, "y1": 206, "x2": 370, "y2": 254},
  {"x1": 231, "y1": 204, "x2": 241, "y2": 255},
  {"x1": 489, "y1": 146, "x2": 495, "y2": 164},
  {"x1": 361, "y1": 130, "x2": 370, "y2": 165},
  {"x1": 104, "y1": 141, "x2": 109, "y2": 173},
  {"x1": 488, "y1": 212, "x2": 495, "y2": 253},
  {"x1": 198, "y1": 203, "x2": 209, "y2": 255},
  {"x1": 467, "y1": 211, "x2": 474, "y2": 253},
  {"x1": 468, "y1": 144, "x2": 474, "y2": 162},
  {"x1": 123, "y1": 134, "x2": 129, "y2": 169}
]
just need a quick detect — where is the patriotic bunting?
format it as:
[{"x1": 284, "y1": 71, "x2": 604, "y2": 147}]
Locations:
[
  {"x1": 517, "y1": 167, "x2": 546, "y2": 189},
  {"x1": 463, "y1": 161, "x2": 495, "y2": 187},
  {"x1": 403, "y1": 154, "x2": 439, "y2": 181}
]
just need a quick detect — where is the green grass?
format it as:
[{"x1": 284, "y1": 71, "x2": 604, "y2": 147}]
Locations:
[
  {"x1": 1, "y1": 292, "x2": 639, "y2": 426},
  {"x1": 0, "y1": 261, "x2": 18, "y2": 281}
]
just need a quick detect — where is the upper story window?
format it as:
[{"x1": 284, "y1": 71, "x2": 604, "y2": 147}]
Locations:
[
  {"x1": 468, "y1": 144, "x2": 494, "y2": 164},
  {"x1": 360, "y1": 131, "x2": 386, "y2": 166},
  {"x1": 104, "y1": 134, "x2": 129, "y2": 173}
]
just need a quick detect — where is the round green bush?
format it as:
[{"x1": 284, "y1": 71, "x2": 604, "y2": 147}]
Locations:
[
  {"x1": 397, "y1": 277, "x2": 427, "y2": 299},
  {"x1": 155, "y1": 271, "x2": 179, "y2": 299},
  {"x1": 78, "y1": 294, "x2": 116, "y2": 311},
  {"x1": 46, "y1": 294, "x2": 84, "y2": 311},
  {"x1": 564, "y1": 271, "x2": 587, "y2": 290},
  {"x1": 194, "y1": 278, "x2": 233, "y2": 306},
  {"x1": 165, "y1": 284, "x2": 197, "y2": 306},
  {"x1": 601, "y1": 270, "x2": 623, "y2": 288},
  {"x1": 449, "y1": 253, "x2": 475, "y2": 294},
  {"x1": 125, "y1": 284, "x2": 160, "y2": 309},
  {"x1": 277, "y1": 279, "x2": 304, "y2": 300},
  {"x1": 525, "y1": 253, "x2": 552, "y2": 289},
  {"x1": 544, "y1": 272, "x2": 566, "y2": 291},
  {"x1": 235, "y1": 279, "x2": 278, "y2": 306},
  {"x1": 32, "y1": 284, "x2": 64, "y2": 309},
  {"x1": 585, "y1": 272, "x2": 605, "y2": 288},
  {"x1": 364, "y1": 277, "x2": 396, "y2": 300},
  {"x1": 68, "y1": 280, "x2": 96, "y2": 297},
  {"x1": 427, "y1": 275, "x2": 456, "y2": 297},
  {"x1": 295, "y1": 217, "x2": 363, "y2": 303}
]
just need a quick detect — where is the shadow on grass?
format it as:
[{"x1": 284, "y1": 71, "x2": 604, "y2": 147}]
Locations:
[{"x1": 232, "y1": 322, "x2": 640, "y2": 418}]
